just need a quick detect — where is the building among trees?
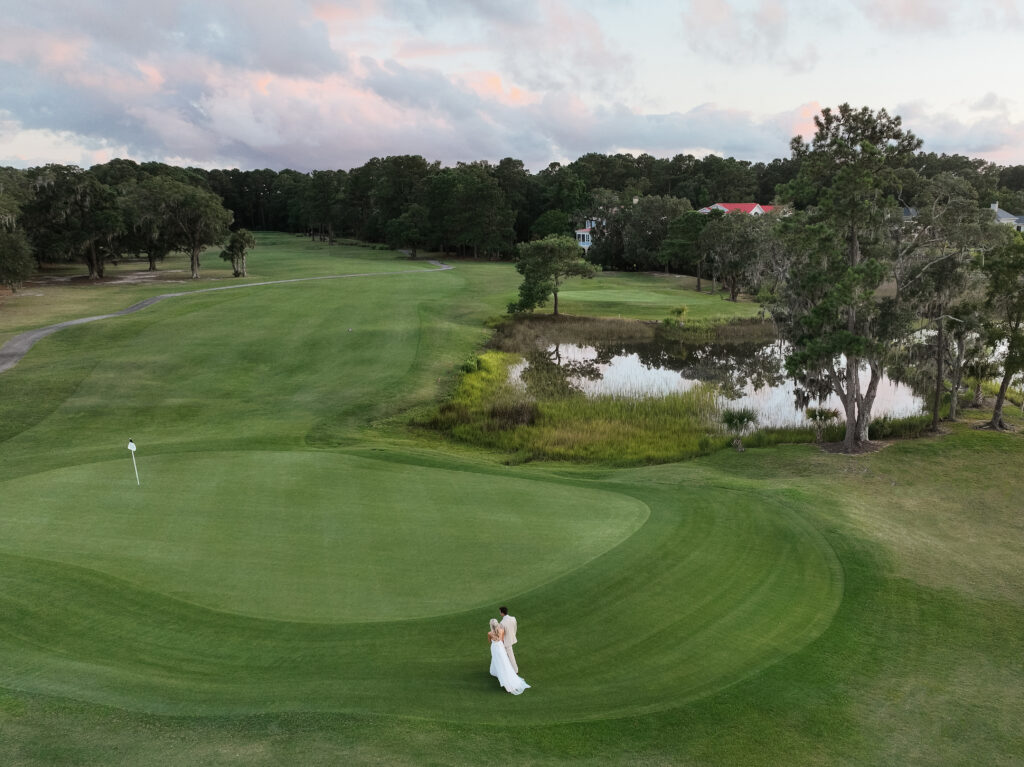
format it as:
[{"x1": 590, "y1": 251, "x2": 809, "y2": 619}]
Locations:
[{"x1": 696, "y1": 202, "x2": 775, "y2": 215}]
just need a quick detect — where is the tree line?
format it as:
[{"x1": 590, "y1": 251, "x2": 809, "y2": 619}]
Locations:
[
  {"x1": 4, "y1": 144, "x2": 1023, "y2": 287},
  {"x1": 0, "y1": 161, "x2": 238, "y2": 283},
  {"x1": 3, "y1": 141, "x2": 1024, "y2": 278}
]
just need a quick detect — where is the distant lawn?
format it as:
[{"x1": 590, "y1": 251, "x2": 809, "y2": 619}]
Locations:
[
  {"x1": 0, "y1": 233, "x2": 437, "y2": 345},
  {"x1": 1, "y1": 235, "x2": 756, "y2": 345},
  {"x1": 556, "y1": 270, "x2": 761, "y2": 321},
  {"x1": 0, "y1": 234, "x2": 1021, "y2": 765}
]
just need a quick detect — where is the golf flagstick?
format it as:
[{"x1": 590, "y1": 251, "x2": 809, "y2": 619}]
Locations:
[{"x1": 128, "y1": 439, "x2": 139, "y2": 485}]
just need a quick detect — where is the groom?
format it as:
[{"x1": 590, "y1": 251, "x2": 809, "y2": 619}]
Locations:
[{"x1": 499, "y1": 606, "x2": 519, "y2": 673}]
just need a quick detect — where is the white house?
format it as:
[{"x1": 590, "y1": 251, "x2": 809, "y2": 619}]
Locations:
[
  {"x1": 575, "y1": 217, "x2": 602, "y2": 250},
  {"x1": 990, "y1": 201, "x2": 1024, "y2": 232}
]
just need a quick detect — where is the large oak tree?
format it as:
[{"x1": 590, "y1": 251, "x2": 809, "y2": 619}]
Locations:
[
  {"x1": 148, "y1": 177, "x2": 233, "y2": 279},
  {"x1": 774, "y1": 104, "x2": 922, "y2": 450}
]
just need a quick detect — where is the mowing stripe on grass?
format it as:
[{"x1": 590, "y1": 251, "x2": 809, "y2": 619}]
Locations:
[{"x1": 0, "y1": 260, "x2": 452, "y2": 375}]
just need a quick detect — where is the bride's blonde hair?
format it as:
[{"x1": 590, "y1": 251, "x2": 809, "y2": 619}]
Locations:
[{"x1": 489, "y1": 618, "x2": 500, "y2": 632}]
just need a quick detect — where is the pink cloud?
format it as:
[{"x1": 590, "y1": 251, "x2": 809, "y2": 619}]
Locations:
[
  {"x1": 0, "y1": 26, "x2": 172, "y2": 100},
  {"x1": 312, "y1": 1, "x2": 377, "y2": 26},
  {"x1": 254, "y1": 74, "x2": 273, "y2": 96},
  {"x1": 789, "y1": 102, "x2": 822, "y2": 143},
  {"x1": 135, "y1": 62, "x2": 165, "y2": 90},
  {"x1": 683, "y1": 0, "x2": 733, "y2": 30},
  {"x1": 461, "y1": 72, "x2": 539, "y2": 106},
  {"x1": 0, "y1": 28, "x2": 89, "y2": 69}
]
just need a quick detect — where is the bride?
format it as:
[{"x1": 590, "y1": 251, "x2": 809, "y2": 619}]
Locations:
[{"x1": 488, "y1": 618, "x2": 530, "y2": 695}]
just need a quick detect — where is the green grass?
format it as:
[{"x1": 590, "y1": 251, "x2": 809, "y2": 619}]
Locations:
[
  {"x1": 980, "y1": 378, "x2": 1024, "y2": 408},
  {"x1": 1, "y1": 235, "x2": 1023, "y2": 765},
  {"x1": 0, "y1": 233, "x2": 437, "y2": 345},
  {"x1": 556, "y1": 270, "x2": 762, "y2": 321}
]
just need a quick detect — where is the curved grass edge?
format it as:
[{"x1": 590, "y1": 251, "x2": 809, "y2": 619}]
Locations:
[{"x1": 0, "y1": 473, "x2": 843, "y2": 723}]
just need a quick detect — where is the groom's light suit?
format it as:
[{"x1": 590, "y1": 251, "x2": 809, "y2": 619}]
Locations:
[{"x1": 500, "y1": 614, "x2": 519, "y2": 673}]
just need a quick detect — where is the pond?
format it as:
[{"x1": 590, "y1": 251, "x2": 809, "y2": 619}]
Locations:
[{"x1": 507, "y1": 337, "x2": 924, "y2": 428}]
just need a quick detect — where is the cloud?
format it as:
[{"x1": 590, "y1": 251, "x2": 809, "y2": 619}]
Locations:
[
  {"x1": 8, "y1": 0, "x2": 342, "y2": 77},
  {"x1": 0, "y1": 0, "x2": 639, "y2": 170},
  {"x1": 970, "y1": 92, "x2": 1012, "y2": 115},
  {"x1": 896, "y1": 101, "x2": 1024, "y2": 161},
  {"x1": 680, "y1": 0, "x2": 818, "y2": 74},
  {"x1": 0, "y1": 110, "x2": 133, "y2": 168},
  {"x1": 852, "y1": 0, "x2": 1022, "y2": 32},
  {"x1": 2, "y1": 1, "x2": 1024, "y2": 172},
  {"x1": 376, "y1": 0, "x2": 633, "y2": 94},
  {"x1": 854, "y1": 0, "x2": 953, "y2": 30},
  {"x1": 460, "y1": 72, "x2": 540, "y2": 106}
]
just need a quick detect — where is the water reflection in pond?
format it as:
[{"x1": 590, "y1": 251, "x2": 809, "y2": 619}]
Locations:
[{"x1": 508, "y1": 340, "x2": 924, "y2": 428}]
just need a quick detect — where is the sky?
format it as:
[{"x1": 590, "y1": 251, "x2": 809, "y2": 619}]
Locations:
[{"x1": 2, "y1": 0, "x2": 1023, "y2": 172}]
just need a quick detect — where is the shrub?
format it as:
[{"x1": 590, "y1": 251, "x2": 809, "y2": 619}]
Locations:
[
  {"x1": 721, "y1": 407, "x2": 759, "y2": 452},
  {"x1": 868, "y1": 413, "x2": 931, "y2": 440},
  {"x1": 806, "y1": 407, "x2": 841, "y2": 443}
]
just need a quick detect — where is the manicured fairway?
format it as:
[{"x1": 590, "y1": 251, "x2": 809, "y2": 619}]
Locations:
[{"x1": 1, "y1": 237, "x2": 1022, "y2": 765}]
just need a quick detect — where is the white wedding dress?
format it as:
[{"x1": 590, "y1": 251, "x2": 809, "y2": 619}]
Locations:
[{"x1": 489, "y1": 640, "x2": 530, "y2": 695}]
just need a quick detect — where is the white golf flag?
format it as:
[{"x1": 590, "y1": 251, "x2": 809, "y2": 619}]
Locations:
[{"x1": 128, "y1": 439, "x2": 139, "y2": 485}]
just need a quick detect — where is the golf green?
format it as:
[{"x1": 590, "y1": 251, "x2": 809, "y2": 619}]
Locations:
[{"x1": 0, "y1": 450, "x2": 649, "y2": 622}]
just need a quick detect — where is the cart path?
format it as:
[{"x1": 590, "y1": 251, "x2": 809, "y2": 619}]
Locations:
[{"x1": 0, "y1": 260, "x2": 453, "y2": 375}]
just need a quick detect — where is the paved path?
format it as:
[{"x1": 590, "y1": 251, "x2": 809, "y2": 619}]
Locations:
[{"x1": 0, "y1": 261, "x2": 453, "y2": 375}]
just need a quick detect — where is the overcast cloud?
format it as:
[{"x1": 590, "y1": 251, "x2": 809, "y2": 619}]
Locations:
[{"x1": 1, "y1": 0, "x2": 1022, "y2": 171}]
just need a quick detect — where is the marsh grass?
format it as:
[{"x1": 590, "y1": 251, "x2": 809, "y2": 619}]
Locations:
[
  {"x1": 425, "y1": 346, "x2": 935, "y2": 464},
  {"x1": 422, "y1": 351, "x2": 726, "y2": 463},
  {"x1": 663, "y1": 316, "x2": 779, "y2": 344},
  {"x1": 869, "y1": 413, "x2": 932, "y2": 439}
]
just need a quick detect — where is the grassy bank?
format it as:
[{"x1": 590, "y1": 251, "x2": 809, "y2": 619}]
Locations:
[{"x1": 425, "y1": 350, "x2": 727, "y2": 463}]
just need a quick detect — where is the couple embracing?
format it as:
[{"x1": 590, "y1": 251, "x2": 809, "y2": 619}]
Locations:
[{"x1": 487, "y1": 606, "x2": 529, "y2": 695}]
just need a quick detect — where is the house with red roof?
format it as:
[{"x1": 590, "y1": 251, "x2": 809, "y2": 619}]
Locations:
[{"x1": 697, "y1": 202, "x2": 775, "y2": 215}]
